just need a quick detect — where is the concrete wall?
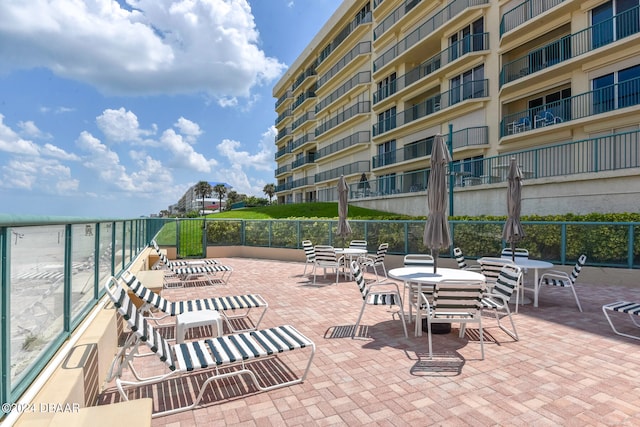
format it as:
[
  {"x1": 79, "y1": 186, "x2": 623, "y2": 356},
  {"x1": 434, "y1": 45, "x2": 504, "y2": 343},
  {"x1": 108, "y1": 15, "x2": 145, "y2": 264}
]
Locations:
[{"x1": 351, "y1": 169, "x2": 640, "y2": 217}]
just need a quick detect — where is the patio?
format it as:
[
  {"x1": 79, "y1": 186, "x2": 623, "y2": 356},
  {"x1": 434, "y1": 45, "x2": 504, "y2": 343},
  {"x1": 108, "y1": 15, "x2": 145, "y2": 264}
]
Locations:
[{"x1": 99, "y1": 257, "x2": 640, "y2": 426}]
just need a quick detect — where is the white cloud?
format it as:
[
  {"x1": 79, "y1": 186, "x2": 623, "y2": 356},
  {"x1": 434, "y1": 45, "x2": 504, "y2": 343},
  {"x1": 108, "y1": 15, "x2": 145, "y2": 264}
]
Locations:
[
  {"x1": 174, "y1": 117, "x2": 202, "y2": 143},
  {"x1": 217, "y1": 126, "x2": 275, "y2": 173},
  {"x1": 18, "y1": 120, "x2": 52, "y2": 140},
  {"x1": 0, "y1": 114, "x2": 40, "y2": 155},
  {"x1": 96, "y1": 108, "x2": 156, "y2": 143},
  {"x1": 0, "y1": 157, "x2": 78, "y2": 194},
  {"x1": 76, "y1": 131, "x2": 137, "y2": 191},
  {"x1": 160, "y1": 128, "x2": 216, "y2": 172},
  {"x1": 0, "y1": 0, "x2": 286, "y2": 98},
  {"x1": 42, "y1": 143, "x2": 81, "y2": 161}
]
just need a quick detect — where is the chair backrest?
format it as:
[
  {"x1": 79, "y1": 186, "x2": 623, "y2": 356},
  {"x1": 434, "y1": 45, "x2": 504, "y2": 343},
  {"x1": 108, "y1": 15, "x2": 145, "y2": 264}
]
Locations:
[
  {"x1": 314, "y1": 245, "x2": 337, "y2": 263},
  {"x1": 302, "y1": 240, "x2": 315, "y2": 261},
  {"x1": 351, "y1": 261, "x2": 367, "y2": 299},
  {"x1": 478, "y1": 257, "x2": 514, "y2": 283},
  {"x1": 374, "y1": 243, "x2": 389, "y2": 263},
  {"x1": 431, "y1": 280, "x2": 484, "y2": 314},
  {"x1": 122, "y1": 270, "x2": 169, "y2": 312},
  {"x1": 404, "y1": 254, "x2": 434, "y2": 267},
  {"x1": 349, "y1": 240, "x2": 368, "y2": 251},
  {"x1": 491, "y1": 264, "x2": 523, "y2": 300},
  {"x1": 453, "y1": 247, "x2": 467, "y2": 269},
  {"x1": 570, "y1": 254, "x2": 587, "y2": 284},
  {"x1": 501, "y1": 248, "x2": 529, "y2": 260},
  {"x1": 104, "y1": 276, "x2": 176, "y2": 369}
]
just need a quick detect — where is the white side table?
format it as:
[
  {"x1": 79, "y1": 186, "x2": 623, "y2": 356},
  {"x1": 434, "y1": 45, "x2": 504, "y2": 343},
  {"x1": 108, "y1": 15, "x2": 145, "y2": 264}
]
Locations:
[{"x1": 176, "y1": 310, "x2": 223, "y2": 343}]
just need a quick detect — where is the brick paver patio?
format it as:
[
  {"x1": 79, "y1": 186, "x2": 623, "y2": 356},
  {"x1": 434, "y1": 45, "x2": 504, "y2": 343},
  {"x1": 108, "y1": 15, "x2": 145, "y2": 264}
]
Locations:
[{"x1": 100, "y1": 257, "x2": 640, "y2": 426}]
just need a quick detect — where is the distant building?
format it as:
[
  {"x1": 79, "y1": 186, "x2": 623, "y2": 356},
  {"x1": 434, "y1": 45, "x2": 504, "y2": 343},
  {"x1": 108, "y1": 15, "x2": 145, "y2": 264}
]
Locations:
[{"x1": 272, "y1": 0, "x2": 640, "y2": 216}]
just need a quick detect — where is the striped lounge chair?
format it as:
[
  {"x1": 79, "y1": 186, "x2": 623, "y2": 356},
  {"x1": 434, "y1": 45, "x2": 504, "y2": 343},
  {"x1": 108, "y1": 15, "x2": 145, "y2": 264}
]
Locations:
[
  {"x1": 155, "y1": 250, "x2": 233, "y2": 287},
  {"x1": 150, "y1": 240, "x2": 220, "y2": 268},
  {"x1": 603, "y1": 301, "x2": 640, "y2": 340},
  {"x1": 122, "y1": 270, "x2": 267, "y2": 333},
  {"x1": 104, "y1": 276, "x2": 315, "y2": 418}
]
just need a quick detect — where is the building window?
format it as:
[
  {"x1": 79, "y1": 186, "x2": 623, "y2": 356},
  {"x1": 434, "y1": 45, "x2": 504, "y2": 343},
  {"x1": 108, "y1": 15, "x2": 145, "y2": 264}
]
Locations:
[
  {"x1": 378, "y1": 173, "x2": 397, "y2": 195},
  {"x1": 591, "y1": 0, "x2": 640, "y2": 48},
  {"x1": 592, "y1": 64, "x2": 640, "y2": 113},
  {"x1": 377, "y1": 107, "x2": 396, "y2": 134},
  {"x1": 450, "y1": 65, "x2": 484, "y2": 105},
  {"x1": 377, "y1": 140, "x2": 396, "y2": 167},
  {"x1": 375, "y1": 72, "x2": 397, "y2": 103},
  {"x1": 449, "y1": 18, "x2": 484, "y2": 62}
]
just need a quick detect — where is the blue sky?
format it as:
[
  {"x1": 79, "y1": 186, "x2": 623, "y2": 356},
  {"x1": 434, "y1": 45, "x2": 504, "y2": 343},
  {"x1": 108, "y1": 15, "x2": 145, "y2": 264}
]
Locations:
[{"x1": 0, "y1": 0, "x2": 342, "y2": 217}]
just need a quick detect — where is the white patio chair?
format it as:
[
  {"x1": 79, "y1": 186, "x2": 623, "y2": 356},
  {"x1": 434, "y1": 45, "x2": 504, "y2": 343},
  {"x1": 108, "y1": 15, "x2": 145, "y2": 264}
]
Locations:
[
  {"x1": 301, "y1": 240, "x2": 315, "y2": 275},
  {"x1": 312, "y1": 245, "x2": 344, "y2": 285},
  {"x1": 538, "y1": 254, "x2": 586, "y2": 311},
  {"x1": 351, "y1": 261, "x2": 407, "y2": 339},
  {"x1": 481, "y1": 264, "x2": 522, "y2": 341},
  {"x1": 421, "y1": 280, "x2": 486, "y2": 360},
  {"x1": 453, "y1": 247, "x2": 481, "y2": 271},
  {"x1": 602, "y1": 301, "x2": 640, "y2": 340},
  {"x1": 358, "y1": 243, "x2": 389, "y2": 281},
  {"x1": 478, "y1": 257, "x2": 524, "y2": 312},
  {"x1": 403, "y1": 254, "x2": 435, "y2": 319},
  {"x1": 349, "y1": 240, "x2": 368, "y2": 251}
]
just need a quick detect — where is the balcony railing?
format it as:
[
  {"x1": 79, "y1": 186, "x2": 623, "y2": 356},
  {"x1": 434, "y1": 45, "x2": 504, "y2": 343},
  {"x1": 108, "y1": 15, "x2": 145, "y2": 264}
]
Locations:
[
  {"x1": 373, "y1": 0, "x2": 489, "y2": 72},
  {"x1": 275, "y1": 127, "x2": 290, "y2": 142},
  {"x1": 275, "y1": 164, "x2": 291, "y2": 176},
  {"x1": 314, "y1": 160, "x2": 370, "y2": 184},
  {"x1": 274, "y1": 144, "x2": 292, "y2": 160},
  {"x1": 373, "y1": 79, "x2": 489, "y2": 137},
  {"x1": 501, "y1": 6, "x2": 640, "y2": 86},
  {"x1": 374, "y1": 0, "x2": 423, "y2": 40},
  {"x1": 372, "y1": 127, "x2": 488, "y2": 168},
  {"x1": 292, "y1": 90, "x2": 316, "y2": 112},
  {"x1": 317, "y1": 42, "x2": 371, "y2": 89},
  {"x1": 275, "y1": 108, "x2": 291, "y2": 125},
  {"x1": 500, "y1": 0, "x2": 565, "y2": 36},
  {"x1": 291, "y1": 111, "x2": 315, "y2": 131},
  {"x1": 501, "y1": 77, "x2": 640, "y2": 137},
  {"x1": 275, "y1": 90, "x2": 292, "y2": 109},
  {"x1": 292, "y1": 66, "x2": 317, "y2": 92},
  {"x1": 374, "y1": 33, "x2": 488, "y2": 104},
  {"x1": 291, "y1": 133, "x2": 315, "y2": 152},
  {"x1": 316, "y1": 72, "x2": 371, "y2": 113},
  {"x1": 291, "y1": 153, "x2": 315, "y2": 169},
  {"x1": 347, "y1": 129, "x2": 640, "y2": 202},
  {"x1": 315, "y1": 101, "x2": 371, "y2": 137},
  {"x1": 317, "y1": 10, "x2": 371, "y2": 65},
  {"x1": 315, "y1": 131, "x2": 370, "y2": 160}
]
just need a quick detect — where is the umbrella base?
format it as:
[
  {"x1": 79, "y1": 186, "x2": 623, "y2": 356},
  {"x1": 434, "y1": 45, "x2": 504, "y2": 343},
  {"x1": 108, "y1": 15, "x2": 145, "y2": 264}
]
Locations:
[{"x1": 422, "y1": 320, "x2": 451, "y2": 334}]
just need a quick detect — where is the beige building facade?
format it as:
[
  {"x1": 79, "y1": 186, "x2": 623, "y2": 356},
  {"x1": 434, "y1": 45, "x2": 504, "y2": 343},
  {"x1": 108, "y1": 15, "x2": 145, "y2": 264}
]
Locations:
[{"x1": 273, "y1": 0, "x2": 640, "y2": 216}]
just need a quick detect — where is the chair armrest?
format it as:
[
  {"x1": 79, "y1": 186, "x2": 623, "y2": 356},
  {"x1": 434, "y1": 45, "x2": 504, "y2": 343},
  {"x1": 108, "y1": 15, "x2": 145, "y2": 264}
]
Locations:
[{"x1": 540, "y1": 270, "x2": 569, "y2": 280}]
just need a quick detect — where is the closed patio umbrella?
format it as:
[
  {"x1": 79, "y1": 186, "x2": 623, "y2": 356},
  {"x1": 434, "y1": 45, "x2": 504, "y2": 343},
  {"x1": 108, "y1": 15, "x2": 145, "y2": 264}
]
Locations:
[
  {"x1": 423, "y1": 134, "x2": 452, "y2": 273},
  {"x1": 336, "y1": 175, "x2": 352, "y2": 240},
  {"x1": 502, "y1": 157, "x2": 525, "y2": 261}
]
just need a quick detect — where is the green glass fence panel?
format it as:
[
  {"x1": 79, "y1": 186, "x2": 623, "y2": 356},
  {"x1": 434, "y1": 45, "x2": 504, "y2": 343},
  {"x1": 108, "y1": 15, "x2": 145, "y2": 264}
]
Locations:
[
  {"x1": 451, "y1": 221, "x2": 503, "y2": 258},
  {"x1": 566, "y1": 223, "x2": 629, "y2": 265},
  {"x1": 10, "y1": 225, "x2": 65, "y2": 389},
  {"x1": 206, "y1": 220, "x2": 242, "y2": 246},
  {"x1": 520, "y1": 222, "x2": 562, "y2": 261},
  {"x1": 270, "y1": 221, "x2": 298, "y2": 248},
  {"x1": 178, "y1": 219, "x2": 204, "y2": 257},
  {"x1": 363, "y1": 221, "x2": 407, "y2": 254},
  {"x1": 299, "y1": 221, "x2": 331, "y2": 246},
  {"x1": 70, "y1": 224, "x2": 96, "y2": 322},
  {"x1": 244, "y1": 221, "x2": 270, "y2": 247}
]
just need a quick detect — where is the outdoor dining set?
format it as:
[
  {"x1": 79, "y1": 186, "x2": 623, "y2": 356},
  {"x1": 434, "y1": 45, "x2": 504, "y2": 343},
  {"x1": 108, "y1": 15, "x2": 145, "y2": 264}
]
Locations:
[{"x1": 301, "y1": 238, "x2": 589, "y2": 361}]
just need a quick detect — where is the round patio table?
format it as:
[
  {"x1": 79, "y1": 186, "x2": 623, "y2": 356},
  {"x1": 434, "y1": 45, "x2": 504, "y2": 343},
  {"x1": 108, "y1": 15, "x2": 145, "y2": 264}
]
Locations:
[{"x1": 388, "y1": 267, "x2": 486, "y2": 336}]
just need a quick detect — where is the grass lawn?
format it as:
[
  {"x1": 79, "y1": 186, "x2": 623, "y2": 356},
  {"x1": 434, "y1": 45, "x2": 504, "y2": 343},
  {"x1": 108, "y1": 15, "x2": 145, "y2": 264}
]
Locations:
[{"x1": 205, "y1": 202, "x2": 417, "y2": 220}]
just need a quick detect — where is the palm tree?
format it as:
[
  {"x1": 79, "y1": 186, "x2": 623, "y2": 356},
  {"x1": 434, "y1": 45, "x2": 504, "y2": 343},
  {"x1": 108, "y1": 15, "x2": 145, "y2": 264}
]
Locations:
[
  {"x1": 213, "y1": 183, "x2": 228, "y2": 212},
  {"x1": 263, "y1": 183, "x2": 276, "y2": 205},
  {"x1": 226, "y1": 190, "x2": 239, "y2": 210},
  {"x1": 194, "y1": 181, "x2": 212, "y2": 216}
]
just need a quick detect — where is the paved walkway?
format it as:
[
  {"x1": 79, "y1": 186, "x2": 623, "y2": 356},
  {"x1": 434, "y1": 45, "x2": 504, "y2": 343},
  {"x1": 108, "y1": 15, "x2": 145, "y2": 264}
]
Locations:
[{"x1": 100, "y1": 257, "x2": 640, "y2": 426}]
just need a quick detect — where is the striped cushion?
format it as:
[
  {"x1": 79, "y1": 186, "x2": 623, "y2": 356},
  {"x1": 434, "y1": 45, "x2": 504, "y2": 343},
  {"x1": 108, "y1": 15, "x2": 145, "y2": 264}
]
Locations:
[
  {"x1": 172, "y1": 265, "x2": 232, "y2": 275},
  {"x1": 366, "y1": 293, "x2": 399, "y2": 306},
  {"x1": 125, "y1": 274, "x2": 264, "y2": 316},
  {"x1": 173, "y1": 325, "x2": 312, "y2": 372},
  {"x1": 540, "y1": 276, "x2": 570, "y2": 287},
  {"x1": 603, "y1": 301, "x2": 640, "y2": 316}
]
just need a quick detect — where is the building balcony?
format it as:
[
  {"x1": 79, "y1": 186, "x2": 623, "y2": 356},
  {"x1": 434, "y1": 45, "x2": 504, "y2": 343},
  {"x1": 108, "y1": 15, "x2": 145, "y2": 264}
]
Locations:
[
  {"x1": 500, "y1": 0, "x2": 566, "y2": 37},
  {"x1": 291, "y1": 153, "x2": 316, "y2": 170},
  {"x1": 501, "y1": 6, "x2": 640, "y2": 86},
  {"x1": 373, "y1": 80, "x2": 489, "y2": 137},
  {"x1": 314, "y1": 160, "x2": 370, "y2": 184},
  {"x1": 501, "y1": 77, "x2": 640, "y2": 137},
  {"x1": 314, "y1": 131, "x2": 370, "y2": 162},
  {"x1": 316, "y1": 71, "x2": 371, "y2": 114},
  {"x1": 315, "y1": 101, "x2": 370, "y2": 137}
]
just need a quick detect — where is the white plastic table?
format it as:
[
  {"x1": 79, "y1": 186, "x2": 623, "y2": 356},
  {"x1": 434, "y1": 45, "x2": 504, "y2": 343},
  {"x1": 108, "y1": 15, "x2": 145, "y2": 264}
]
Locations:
[
  {"x1": 176, "y1": 310, "x2": 223, "y2": 343},
  {"x1": 335, "y1": 247, "x2": 367, "y2": 279},
  {"x1": 499, "y1": 256, "x2": 553, "y2": 308},
  {"x1": 388, "y1": 267, "x2": 486, "y2": 336}
]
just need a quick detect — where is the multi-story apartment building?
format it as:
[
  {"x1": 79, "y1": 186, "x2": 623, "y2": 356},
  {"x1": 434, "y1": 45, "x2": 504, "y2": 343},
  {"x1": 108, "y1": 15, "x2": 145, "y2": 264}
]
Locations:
[{"x1": 273, "y1": 0, "x2": 640, "y2": 216}]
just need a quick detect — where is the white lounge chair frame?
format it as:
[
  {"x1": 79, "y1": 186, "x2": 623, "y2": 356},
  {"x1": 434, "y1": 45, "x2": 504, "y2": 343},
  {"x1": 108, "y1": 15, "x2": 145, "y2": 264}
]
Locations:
[
  {"x1": 122, "y1": 270, "x2": 267, "y2": 333},
  {"x1": 602, "y1": 301, "x2": 640, "y2": 340},
  {"x1": 104, "y1": 276, "x2": 315, "y2": 418}
]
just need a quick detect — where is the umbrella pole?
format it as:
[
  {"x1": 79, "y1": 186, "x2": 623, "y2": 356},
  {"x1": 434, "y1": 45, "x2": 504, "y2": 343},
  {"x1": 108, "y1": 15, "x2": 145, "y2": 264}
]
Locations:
[
  {"x1": 511, "y1": 242, "x2": 515, "y2": 262},
  {"x1": 431, "y1": 249, "x2": 437, "y2": 273}
]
